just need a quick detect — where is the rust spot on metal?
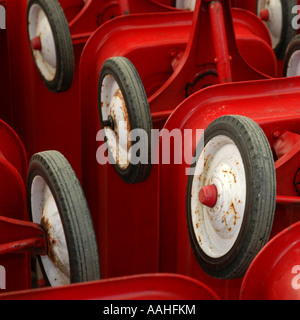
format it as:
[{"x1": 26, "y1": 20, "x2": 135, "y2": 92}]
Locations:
[
  {"x1": 203, "y1": 154, "x2": 211, "y2": 169},
  {"x1": 33, "y1": 49, "x2": 56, "y2": 79},
  {"x1": 49, "y1": 237, "x2": 57, "y2": 245},
  {"x1": 41, "y1": 215, "x2": 55, "y2": 262},
  {"x1": 41, "y1": 215, "x2": 51, "y2": 231},
  {"x1": 230, "y1": 202, "x2": 237, "y2": 214},
  {"x1": 222, "y1": 215, "x2": 228, "y2": 228},
  {"x1": 229, "y1": 169, "x2": 237, "y2": 183},
  {"x1": 41, "y1": 213, "x2": 69, "y2": 280},
  {"x1": 222, "y1": 201, "x2": 240, "y2": 230},
  {"x1": 197, "y1": 235, "x2": 202, "y2": 244},
  {"x1": 107, "y1": 88, "x2": 132, "y2": 169},
  {"x1": 229, "y1": 202, "x2": 239, "y2": 226},
  {"x1": 111, "y1": 107, "x2": 118, "y2": 132},
  {"x1": 222, "y1": 168, "x2": 237, "y2": 183},
  {"x1": 114, "y1": 88, "x2": 130, "y2": 135},
  {"x1": 113, "y1": 87, "x2": 123, "y2": 100}
]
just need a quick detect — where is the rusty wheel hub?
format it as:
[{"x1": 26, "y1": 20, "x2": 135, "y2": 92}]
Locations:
[
  {"x1": 190, "y1": 135, "x2": 246, "y2": 258},
  {"x1": 100, "y1": 74, "x2": 132, "y2": 170},
  {"x1": 31, "y1": 176, "x2": 70, "y2": 286}
]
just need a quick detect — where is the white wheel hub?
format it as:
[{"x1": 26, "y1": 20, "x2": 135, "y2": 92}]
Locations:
[
  {"x1": 31, "y1": 176, "x2": 70, "y2": 287},
  {"x1": 100, "y1": 75, "x2": 132, "y2": 169},
  {"x1": 190, "y1": 135, "x2": 246, "y2": 258},
  {"x1": 286, "y1": 50, "x2": 300, "y2": 77},
  {"x1": 28, "y1": 4, "x2": 57, "y2": 81},
  {"x1": 257, "y1": 0, "x2": 283, "y2": 49}
]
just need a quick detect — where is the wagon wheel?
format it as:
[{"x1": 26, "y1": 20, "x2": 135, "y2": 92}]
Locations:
[
  {"x1": 186, "y1": 115, "x2": 276, "y2": 280},
  {"x1": 98, "y1": 57, "x2": 152, "y2": 184},
  {"x1": 27, "y1": 151, "x2": 100, "y2": 287},
  {"x1": 27, "y1": 0, "x2": 74, "y2": 92},
  {"x1": 256, "y1": 0, "x2": 298, "y2": 60},
  {"x1": 283, "y1": 35, "x2": 300, "y2": 77}
]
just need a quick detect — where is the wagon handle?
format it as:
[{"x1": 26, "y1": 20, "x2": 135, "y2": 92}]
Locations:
[{"x1": 208, "y1": 0, "x2": 232, "y2": 83}]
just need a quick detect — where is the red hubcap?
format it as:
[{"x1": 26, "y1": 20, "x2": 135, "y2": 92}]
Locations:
[
  {"x1": 31, "y1": 36, "x2": 42, "y2": 51},
  {"x1": 199, "y1": 185, "x2": 218, "y2": 208},
  {"x1": 259, "y1": 9, "x2": 269, "y2": 22}
]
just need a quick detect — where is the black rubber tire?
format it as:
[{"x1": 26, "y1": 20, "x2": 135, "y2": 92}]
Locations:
[
  {"x1": 27, "y1": 0, "x2": 74, "y2": 92},
  {"x1": 294, "y1": 167, "x2": 300, "y2": 195},
  {"x1": 186, "y1": 115, "x2": 276, "y2": 280},
  {"x1": 27, "y1": 151, "x2": 100, "y2": 285},
  {"x1": 98, "y1": 57, "x2": 152, "y2": 184},
  {"x1": 283, "y1": 34, "x2": 300, "y2": 77},
  {"x1": 256, "y1": 0, "x2": 298, "y2": 60}
]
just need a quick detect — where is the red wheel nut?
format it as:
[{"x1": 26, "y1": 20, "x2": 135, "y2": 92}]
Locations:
[
  {"x1": 199, "y1": 185, "x2": 218, "y2": 208},
  {"x1": 259, "y1": 9, "x2": 269, "y2": 22},
  {"x1": 31, "y1": 36, "x2": 42, "y2": 51}
]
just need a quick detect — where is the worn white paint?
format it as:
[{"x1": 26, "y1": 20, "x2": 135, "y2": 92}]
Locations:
[
  {"x1": 31, "y1": 176, "x2": 70, "y2": 287},
  {"x1": 175, "y1": 0, "x2": 196, "y2": 11},
  {"x1": 286, "y1": 50, "x2": 300, "y2": 77},
  {"x1": 0, "y1": 6, "x2": 5, "y2": 29}
]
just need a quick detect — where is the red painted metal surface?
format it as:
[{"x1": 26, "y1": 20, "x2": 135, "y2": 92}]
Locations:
[
  {"x1": 0, "y1": 273, "x2": 220, "y2": 300},
  {"x1": 231, "y1": 0, "x2": 256, "y2": 13},
  {"x1": 0, "y1": 119, "x2": 30, "y2": 293},
  {"x1": 4, "y1": 0, "x2": 275, "y2": 181},
  {"x1": 5, "y1": 0, "x2": 83, "y2": 180},
  {"x1": 159, "y1": 76, "x2": 300, "y2": 299},
  {"x1": 118, "y1": 0, "x2": 179, "y2": 15},
  {"x1": 58, "y1": 0, "x2": 84, "y2": 22},
  {"x1": 0, "y1": 216, "x2": 46, "y2": 256},
  {"x1": 209, "y1": 1, "x2": 232, "y2": 83},
  {"x1": 80, "y1": 0, "x2": 276, "y2": 285},
  {"x1": 4, "y1": 0, "x2": 181, "y2": 182},
  {"x1": 0, "y1": 21, "x2": 12, "y2": 126},
  {"x1": 65, "y1": 0, "x2": 177, "y2": 36},
  {"x1": 240, "y1": 222, "x2": 300, "y2": 300}
]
